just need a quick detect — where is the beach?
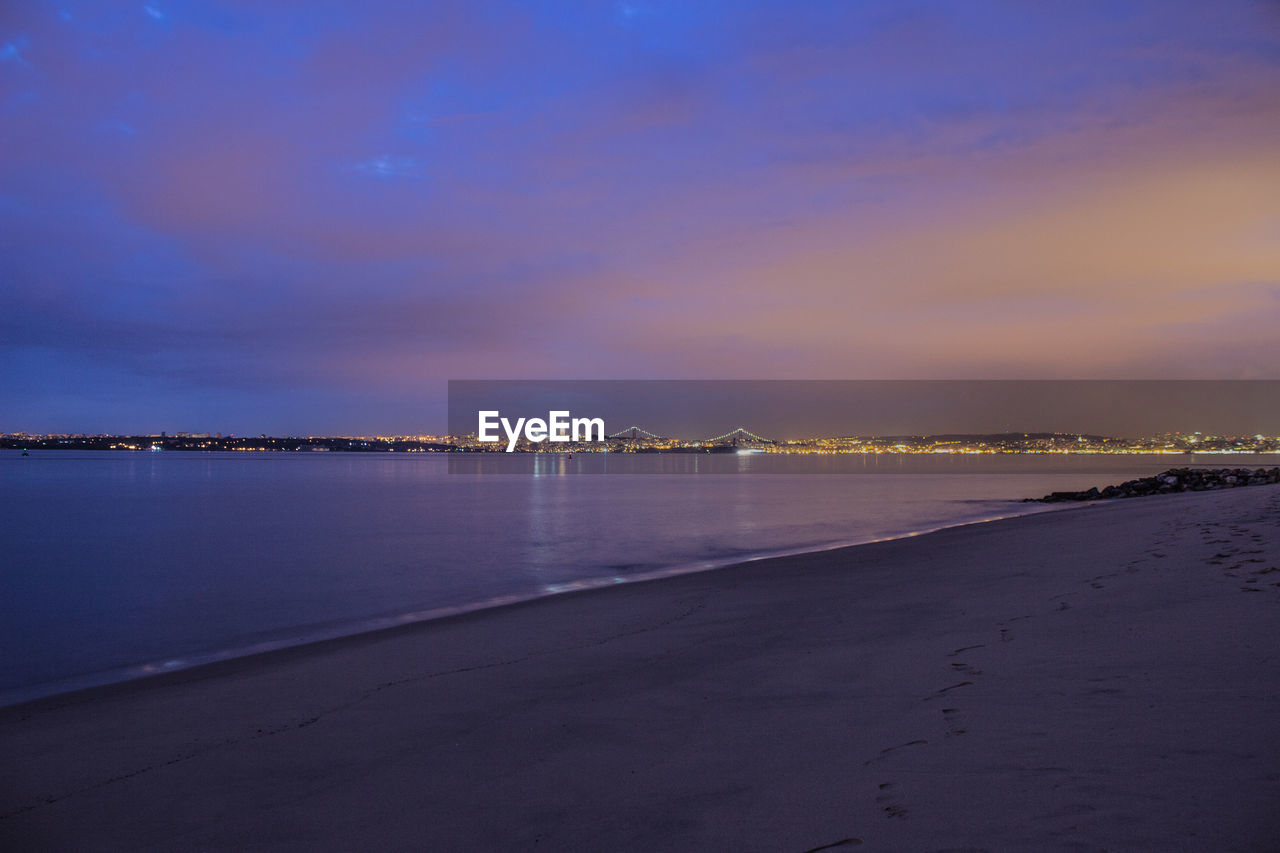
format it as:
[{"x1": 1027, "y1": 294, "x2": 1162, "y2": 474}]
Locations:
[{"x1": 2, "y1": 485, "x2": 1278, "y2": 851}]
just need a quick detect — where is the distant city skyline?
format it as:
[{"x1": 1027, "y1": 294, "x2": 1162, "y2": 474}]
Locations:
[
  {"x1": 447, "y1": 381, "x2": 1280, "y2": 441},
  {"x1": 3, "y1": 2, "x2": 1278, "y2": 434},
  {"x1": 5, "y1": 428, "x2": 1278, "y2": 458}
]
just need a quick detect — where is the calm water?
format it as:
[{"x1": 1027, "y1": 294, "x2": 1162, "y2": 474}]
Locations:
[{"x1": 2, "y1": 450, "x2": 1270, "y2": 704}]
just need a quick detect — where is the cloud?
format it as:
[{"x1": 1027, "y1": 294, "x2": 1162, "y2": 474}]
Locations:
[
  {"x1": 0, "y1": 37, "x2": 31, "y2": 67},
  {"x1": 102, "y1": 120, "x2": 137, "y2": 136},
  {"x1": 353, "y1": 155, "x2": 425, "y2": 179}
]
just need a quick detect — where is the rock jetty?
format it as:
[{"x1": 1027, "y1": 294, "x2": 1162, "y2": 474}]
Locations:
[{"x1": 1033, "y1": 467, "x2": 1280, "y2": 503}]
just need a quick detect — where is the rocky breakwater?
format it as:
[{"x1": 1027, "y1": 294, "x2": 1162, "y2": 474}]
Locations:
[{"x1": 1033, "y1": 467, "x2": 1280, "y2": 503}]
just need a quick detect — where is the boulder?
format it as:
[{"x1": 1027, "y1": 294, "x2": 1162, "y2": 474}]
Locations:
[{"x1": 1031, "y1": 467, "x2": 1280, "y2": 503}]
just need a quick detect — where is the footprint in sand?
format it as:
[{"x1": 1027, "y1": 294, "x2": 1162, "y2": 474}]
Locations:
[
  {"x1": 875, "y1": 782, "x2": 908, "y2": 820},
  {"x1": 801, "y1": 838, "x2": 863, "y2": 852},
  {"x1": 863, "y1": 739, "x2": 928, "y2": 765},
  {"x1": 924, "y1": 681, "x2": 974, "y2": 703},
  {"x1": 942, "y1": 707, "x2": 966, "y2": 737},
  {"x1": 997, "y1": 615, "x2": 1031, "y2": 643}
]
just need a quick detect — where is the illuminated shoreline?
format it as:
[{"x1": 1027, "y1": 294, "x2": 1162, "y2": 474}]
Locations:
[{"x1": 3, "y1": 431, "x2": 1278, "y2": 456}]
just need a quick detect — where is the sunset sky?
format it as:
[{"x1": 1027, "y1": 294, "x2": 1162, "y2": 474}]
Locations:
[{"x1": 3, "y1": 1, "x2": 1278, "y2": 434}]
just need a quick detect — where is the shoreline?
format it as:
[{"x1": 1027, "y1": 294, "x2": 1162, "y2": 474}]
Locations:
[
  {"x1": 3, "y1": 485, "x2": 1278, "y2": 849},
  {"x1": 0, "y1": 500, "x2": 1071, "y2": 711}
]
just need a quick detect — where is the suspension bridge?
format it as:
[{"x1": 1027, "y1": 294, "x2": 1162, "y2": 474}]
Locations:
[{"x1": 606, "y1": 425, "x2": 776, "y2": 446}]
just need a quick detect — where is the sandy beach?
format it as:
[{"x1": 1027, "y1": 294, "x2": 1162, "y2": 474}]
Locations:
[{"x1": 2, "y1": 485, "x2": 1278, "y2": 851}]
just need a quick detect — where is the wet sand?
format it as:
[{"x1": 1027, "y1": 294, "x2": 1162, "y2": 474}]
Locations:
[{"x1": 3, "y1": 485, "x2": 1279, "y2": 851}]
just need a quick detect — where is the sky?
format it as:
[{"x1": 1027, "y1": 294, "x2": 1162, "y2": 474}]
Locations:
[{"x1": 2, "y1": 1, "x2": 1278, "y2": 435}]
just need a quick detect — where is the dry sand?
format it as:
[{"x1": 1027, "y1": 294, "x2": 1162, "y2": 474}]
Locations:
[{"x1": 3, "y1": 485, "x2": 1279, "y2": 851}]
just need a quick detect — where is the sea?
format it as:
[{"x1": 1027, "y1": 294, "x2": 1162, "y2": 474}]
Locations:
[{"x1": 3, "y1": 449, "x2": 1272, "y2": 705}]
